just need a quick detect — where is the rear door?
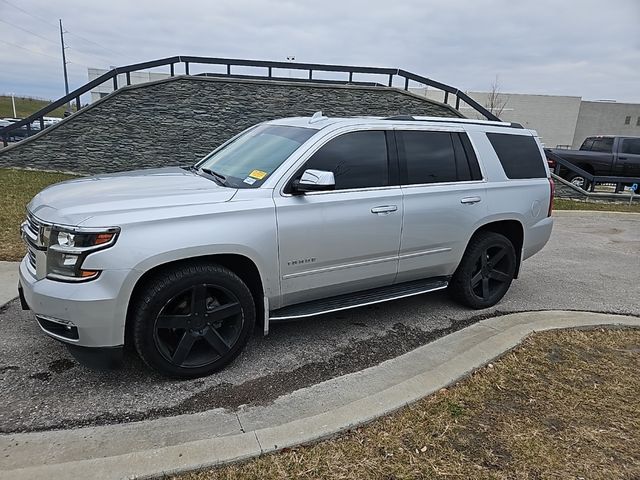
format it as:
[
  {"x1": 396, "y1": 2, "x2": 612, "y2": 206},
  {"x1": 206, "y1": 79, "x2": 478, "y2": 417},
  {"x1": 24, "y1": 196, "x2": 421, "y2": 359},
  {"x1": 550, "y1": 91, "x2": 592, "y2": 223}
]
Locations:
[
  {"x1": 617, "y1": 138, "x2": 640, "y2": 177},
  {"x1": 395, "y1": 128, "x2": 488, "y2": 283}
]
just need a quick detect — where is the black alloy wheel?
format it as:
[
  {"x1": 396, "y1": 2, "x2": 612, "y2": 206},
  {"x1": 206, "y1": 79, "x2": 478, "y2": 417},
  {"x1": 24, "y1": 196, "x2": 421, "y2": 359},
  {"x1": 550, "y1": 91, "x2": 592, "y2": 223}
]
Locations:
[
  {"x1": 132, "y1": 263, "x2": 255, "y2": 378},
  {"x1": 154, "y1": 284, "x2": 242, "y2": 368},
  {"x1": 469, "y1": 244, "x2": 514, "y2": 303},
  {"x1": 449, "y1": 232, "x2": 516, "y2": 309}
]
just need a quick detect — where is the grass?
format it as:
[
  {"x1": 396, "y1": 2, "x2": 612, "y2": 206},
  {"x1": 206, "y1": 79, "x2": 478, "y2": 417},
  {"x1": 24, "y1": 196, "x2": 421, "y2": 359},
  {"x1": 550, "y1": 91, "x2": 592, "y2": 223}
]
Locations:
[
  {"x1": 172, "y1": 328, "x2": 640, "y2": 480},
  {"x1": 0, "y1": 168, "x2": 638, "y2": 262},
  {"x1": 0, "y1": 168, "x2": 77, "y2": 261},
  {"x1": 554, "y1": 198, "x2": 640, "y2": 213},
  {"x1": 0, "y1": 95, "x2": 74, "y2": 119}
]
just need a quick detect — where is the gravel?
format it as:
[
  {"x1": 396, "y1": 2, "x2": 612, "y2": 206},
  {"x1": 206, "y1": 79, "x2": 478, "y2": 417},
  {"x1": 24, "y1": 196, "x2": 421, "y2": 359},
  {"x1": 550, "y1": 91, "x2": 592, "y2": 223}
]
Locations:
[{"x1": 0, "y1": 212, "x2": 638, "y2": 433}]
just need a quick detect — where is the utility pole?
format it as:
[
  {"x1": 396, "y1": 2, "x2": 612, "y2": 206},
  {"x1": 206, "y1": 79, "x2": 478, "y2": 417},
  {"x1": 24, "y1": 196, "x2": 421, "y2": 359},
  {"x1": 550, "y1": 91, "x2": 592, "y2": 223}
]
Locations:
[{"x1": 59, "y1": 19, "x2": 71, "y2": 114}]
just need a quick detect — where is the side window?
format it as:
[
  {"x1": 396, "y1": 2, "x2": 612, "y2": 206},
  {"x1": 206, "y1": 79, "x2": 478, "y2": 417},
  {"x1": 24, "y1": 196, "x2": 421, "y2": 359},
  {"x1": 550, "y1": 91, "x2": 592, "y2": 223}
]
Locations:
[
  {"x1": 591, "y1": 137, "x2": 614, "y2": 153},
  {"x1": 294, "y1": 131, "x2": 388, "y2": 190},
  {"x1": 397, "y1": 131, "x2": 481, "y2": 185},
  {"x1": 456, "y1": 133, "x2": 483, "y2": 181},
  {"x1": 487, "y1": 133, "x2": 547, "y2": 179},
  {"x1": 397, "y1": 131, "x2": 457, "y2": 184},
  {"x1": 621, "y1": 138, "x2": 640, "y2": 155},
  {"x1": 581, "y1": 138, "x2": 595, "y2": 151}
]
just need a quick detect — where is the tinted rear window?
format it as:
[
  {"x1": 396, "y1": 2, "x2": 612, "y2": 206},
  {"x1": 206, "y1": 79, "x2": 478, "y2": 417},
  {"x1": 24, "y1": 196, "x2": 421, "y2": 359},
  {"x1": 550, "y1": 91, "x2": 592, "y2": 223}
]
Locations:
[
  {"x1": 486, "y1": 133, "x2": 546, "y2": 179},
  {"x1": 399, "y1": 131, "x2": 457, "y2": 184},
  {"x1": 397, "y1": 131, "x2": 483, "y2": 185},
  {"x1": 621, "y1": 138, "x2": 640, "y2": 155},
  {"x1": 581, "y1": 137, "x2": 614, "y2": 153}
]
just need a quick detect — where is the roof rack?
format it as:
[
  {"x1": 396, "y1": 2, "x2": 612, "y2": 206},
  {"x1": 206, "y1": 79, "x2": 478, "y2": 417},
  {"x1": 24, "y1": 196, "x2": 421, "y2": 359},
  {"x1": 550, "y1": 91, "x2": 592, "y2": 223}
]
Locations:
[{"x1": 381, "y1": 115, "x2": 523, "y2": 129}]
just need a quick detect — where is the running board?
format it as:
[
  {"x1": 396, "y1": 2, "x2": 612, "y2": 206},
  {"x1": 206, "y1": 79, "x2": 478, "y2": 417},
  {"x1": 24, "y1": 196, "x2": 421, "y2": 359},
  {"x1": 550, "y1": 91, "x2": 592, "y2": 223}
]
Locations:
[{"x1": 269, "y1": 277, "x2": 448, "y2": 321}]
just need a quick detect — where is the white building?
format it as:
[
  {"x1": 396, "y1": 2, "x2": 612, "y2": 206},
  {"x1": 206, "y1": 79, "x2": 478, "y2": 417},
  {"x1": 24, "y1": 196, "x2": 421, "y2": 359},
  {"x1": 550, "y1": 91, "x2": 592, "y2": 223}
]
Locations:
[{"x1": 413, "y1": 88, "x2": 640, "y2": 148}]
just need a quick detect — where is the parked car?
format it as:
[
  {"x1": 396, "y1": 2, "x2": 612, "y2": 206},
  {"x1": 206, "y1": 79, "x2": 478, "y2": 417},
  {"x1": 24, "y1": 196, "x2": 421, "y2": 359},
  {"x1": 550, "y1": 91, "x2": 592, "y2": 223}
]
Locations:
[
  {"x1": 549, "y1": 135, "x2": 640, "y2": 189},
  {"x1": 18, "y1": 113, "x2": 554, "y2": 378}
]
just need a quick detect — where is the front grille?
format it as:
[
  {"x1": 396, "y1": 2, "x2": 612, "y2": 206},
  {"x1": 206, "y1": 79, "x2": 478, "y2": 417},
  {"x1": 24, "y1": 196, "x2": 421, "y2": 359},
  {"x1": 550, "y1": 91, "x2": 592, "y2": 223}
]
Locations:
[
  {"x1": 27, "y1": 248, "x2": 36, "y2": 269},
  {"x1": 26, "y1": 214, "x2": 41, "y2": 239},
  {"x1": 22, "y1": 212, "x2": 48, "y2": 276}
]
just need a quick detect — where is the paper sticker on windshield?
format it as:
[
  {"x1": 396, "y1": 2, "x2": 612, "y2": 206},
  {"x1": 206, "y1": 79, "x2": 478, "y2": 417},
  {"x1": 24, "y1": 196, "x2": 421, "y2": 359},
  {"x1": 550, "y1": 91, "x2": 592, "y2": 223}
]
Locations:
[
  {"x1": 249, "y1": 169, "x2": 267, "y2": 180},
  {"x1": 243, "y1": 177, "x2": 257, "y2": 185}
]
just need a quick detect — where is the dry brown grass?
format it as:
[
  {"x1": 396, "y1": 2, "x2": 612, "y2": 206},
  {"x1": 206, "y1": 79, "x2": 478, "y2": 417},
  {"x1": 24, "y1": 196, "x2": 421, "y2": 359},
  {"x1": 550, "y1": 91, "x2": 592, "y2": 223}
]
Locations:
[
  {"x1": 0, "y1": 168, "x2": 77, "y2": 261},
  {"x1": 555, "y1": 198, "x2": 640, "y2": 213},
  {"x1": 172, "y1": 328, "x2": 640, "y2": 480}
]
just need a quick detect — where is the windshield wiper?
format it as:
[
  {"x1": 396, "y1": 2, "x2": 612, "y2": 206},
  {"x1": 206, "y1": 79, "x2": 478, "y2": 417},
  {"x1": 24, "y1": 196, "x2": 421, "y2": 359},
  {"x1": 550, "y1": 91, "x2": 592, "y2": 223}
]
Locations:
[{"x1": 199, "y1": 167, "x2": 232, "y2": 187}]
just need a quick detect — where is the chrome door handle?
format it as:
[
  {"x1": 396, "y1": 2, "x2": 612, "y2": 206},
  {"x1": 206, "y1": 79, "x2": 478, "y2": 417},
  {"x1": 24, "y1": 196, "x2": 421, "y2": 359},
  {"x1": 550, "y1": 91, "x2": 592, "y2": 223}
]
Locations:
[
  {"x1": 371, "y1": 205, "x2": 398, "y2": 214},
  {"x1": 460, "y1": 196, "x2": 482, "y2": 204}
]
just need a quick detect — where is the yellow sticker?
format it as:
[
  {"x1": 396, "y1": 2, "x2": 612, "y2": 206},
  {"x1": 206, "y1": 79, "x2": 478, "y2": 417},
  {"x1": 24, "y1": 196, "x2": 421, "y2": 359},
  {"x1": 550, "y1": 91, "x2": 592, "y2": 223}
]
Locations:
[{"x1": 249, "y1": 169, "x2": 267, "y2": 180}]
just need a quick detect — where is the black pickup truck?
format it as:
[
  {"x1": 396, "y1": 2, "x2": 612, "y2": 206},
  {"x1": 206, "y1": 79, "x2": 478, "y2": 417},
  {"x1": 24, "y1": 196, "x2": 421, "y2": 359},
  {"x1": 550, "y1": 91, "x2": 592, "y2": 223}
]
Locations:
[{"x1": 548, "y1": 136, "x2": 640, "y2": 189}]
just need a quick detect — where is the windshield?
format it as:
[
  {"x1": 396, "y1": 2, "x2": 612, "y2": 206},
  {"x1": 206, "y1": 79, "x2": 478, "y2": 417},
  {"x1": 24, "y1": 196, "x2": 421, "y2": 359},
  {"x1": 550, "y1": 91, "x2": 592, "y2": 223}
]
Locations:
[{"x1": 197, "y1": 124, "x2": 316, "y2": 188}]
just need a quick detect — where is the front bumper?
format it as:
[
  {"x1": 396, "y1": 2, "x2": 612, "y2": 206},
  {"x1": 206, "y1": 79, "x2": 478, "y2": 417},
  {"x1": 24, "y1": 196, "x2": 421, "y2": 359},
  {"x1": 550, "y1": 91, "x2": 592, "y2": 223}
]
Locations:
[{"x1": 18, "y1": 257, "x2": 130, "y2": 348}]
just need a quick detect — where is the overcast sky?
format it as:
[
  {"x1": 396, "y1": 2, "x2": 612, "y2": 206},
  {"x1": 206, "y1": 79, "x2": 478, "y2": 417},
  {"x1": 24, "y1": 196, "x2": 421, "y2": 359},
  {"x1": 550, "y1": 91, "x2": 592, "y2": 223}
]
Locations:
[{"x1": 1, "y1": 0, "x2": 639, "y2": 103}]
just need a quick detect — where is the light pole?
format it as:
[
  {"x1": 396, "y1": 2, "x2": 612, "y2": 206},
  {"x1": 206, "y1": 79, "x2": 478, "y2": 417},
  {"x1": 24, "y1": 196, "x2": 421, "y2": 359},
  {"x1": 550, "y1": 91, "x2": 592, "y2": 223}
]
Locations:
[
  {"x1": 59, "y1": 19, "x2": 71, "y2": 114},
  {"x1": 11, "y1": 93, "x2": 17, "y2": 118}
]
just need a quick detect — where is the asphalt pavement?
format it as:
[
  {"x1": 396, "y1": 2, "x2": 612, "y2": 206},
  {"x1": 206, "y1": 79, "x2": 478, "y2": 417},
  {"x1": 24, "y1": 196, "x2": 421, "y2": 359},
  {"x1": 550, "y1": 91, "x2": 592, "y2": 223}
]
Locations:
[{"x1": 0, "y1": 211, "x2": 638, "y2": 433}]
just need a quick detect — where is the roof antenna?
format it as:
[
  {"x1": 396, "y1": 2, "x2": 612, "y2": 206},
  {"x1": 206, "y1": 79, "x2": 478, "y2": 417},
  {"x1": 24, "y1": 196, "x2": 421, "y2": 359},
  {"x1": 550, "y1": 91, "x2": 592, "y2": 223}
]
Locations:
[{"x1": 309, "y1": 111, "x2": 327, "y2": 124}]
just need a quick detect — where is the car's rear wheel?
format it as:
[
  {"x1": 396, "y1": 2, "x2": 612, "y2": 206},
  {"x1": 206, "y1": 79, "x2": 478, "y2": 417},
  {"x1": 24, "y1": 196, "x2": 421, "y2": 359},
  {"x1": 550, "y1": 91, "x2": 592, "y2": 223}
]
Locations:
[
  {"x1": 566, "y1": 172, "x2": 590, "y2": 191},
  {"x1": 449, "y1": 232, "x2": 516, "y2": 309},
  {"x1": 132, "y1": 263, "x2": 255, "y2": 378}
]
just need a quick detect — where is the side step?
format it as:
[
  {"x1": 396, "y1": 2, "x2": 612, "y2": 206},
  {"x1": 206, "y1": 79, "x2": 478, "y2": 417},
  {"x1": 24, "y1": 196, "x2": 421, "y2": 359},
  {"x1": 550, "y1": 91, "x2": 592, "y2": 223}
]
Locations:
[{"x1": 270, "y1": 277, "x2": 448, "y2": 321}]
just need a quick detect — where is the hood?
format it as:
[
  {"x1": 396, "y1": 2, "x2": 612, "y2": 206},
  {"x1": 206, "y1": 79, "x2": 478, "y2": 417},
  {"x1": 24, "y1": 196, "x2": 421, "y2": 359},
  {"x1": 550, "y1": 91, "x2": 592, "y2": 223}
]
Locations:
[{"x1": 28, "y1": 167, "x2": 237, "y2": 226}]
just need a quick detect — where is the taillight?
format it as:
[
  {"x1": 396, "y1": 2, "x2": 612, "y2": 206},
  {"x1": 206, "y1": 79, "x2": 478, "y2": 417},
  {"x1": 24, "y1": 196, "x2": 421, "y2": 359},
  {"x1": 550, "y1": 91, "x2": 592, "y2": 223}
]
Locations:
[
  {"x1": 548, "y1": 177, "x2": 555, "y2": 217},
  {"x1": 546, "y1": 157, "x2": 556, "y2": 170}
]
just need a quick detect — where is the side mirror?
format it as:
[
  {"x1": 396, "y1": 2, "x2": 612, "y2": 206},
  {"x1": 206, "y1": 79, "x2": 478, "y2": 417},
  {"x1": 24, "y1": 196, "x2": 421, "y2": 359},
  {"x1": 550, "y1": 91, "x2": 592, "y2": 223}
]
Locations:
[{"x1": 292, "y1": 169, "x2": 336, "y2": 194}]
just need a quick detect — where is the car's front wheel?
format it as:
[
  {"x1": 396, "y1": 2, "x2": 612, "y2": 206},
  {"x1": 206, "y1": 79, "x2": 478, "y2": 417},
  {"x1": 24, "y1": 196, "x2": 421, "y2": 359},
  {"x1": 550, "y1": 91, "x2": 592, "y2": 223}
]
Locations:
[
  {"x1": 131, "y1": 263, "x2": 255, "y2": 378},
  {"x1": 449, "y1": 232, "x2": 516, "y2": 309}
]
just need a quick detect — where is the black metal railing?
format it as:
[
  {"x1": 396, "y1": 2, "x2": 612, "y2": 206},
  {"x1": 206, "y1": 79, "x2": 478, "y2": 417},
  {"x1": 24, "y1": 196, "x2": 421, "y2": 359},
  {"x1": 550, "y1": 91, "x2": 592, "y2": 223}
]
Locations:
[
  {"x1": 546, "y1": 149, "x2": 640, "y2": 193},
  {"x1": 1, "y1": 56, "x2": 500, "y2": 146}
]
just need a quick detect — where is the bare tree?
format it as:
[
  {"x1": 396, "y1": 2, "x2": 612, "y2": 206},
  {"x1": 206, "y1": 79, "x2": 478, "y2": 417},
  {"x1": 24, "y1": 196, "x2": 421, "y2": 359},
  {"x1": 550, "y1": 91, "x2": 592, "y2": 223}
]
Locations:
[{"x1": 485, "y1": 75, "x2": 508, "y2": 117}]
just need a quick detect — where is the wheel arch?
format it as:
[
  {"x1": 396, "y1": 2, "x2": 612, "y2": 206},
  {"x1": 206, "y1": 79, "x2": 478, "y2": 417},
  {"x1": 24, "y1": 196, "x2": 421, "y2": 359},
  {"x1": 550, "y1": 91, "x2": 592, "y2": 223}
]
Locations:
[
  {"x1": 470, "y1": 219, "x2": 524, "y2": 278},
  {"x1": 124, "y1": 253, "x2": 265, "y2": 347}
]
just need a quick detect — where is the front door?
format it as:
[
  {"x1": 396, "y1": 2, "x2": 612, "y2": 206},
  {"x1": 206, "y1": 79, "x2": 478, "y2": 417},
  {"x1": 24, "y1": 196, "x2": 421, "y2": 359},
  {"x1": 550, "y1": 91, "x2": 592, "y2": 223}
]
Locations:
[{"x1": 274, "y1": 130, "x2": 402, "y2": 306}]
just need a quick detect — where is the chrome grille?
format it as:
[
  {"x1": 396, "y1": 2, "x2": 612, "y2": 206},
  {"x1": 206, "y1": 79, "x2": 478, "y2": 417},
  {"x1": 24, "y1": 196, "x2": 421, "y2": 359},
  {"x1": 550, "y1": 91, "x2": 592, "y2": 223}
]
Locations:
[
  {"x1": 27, "y1": 248, "x2": 36, "y2": 269},
  {"x1": 22, "y1": 212, "x2": 47, "y2": 276},
  {"x1": 27, "y1": 214, "x2": 40, "y2": 238}
]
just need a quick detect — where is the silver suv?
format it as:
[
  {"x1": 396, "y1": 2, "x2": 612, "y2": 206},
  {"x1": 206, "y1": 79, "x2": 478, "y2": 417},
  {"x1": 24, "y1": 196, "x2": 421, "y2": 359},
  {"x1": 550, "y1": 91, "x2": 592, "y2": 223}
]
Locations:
[{"x1": 18, "y1": 113, "x2": 554, "y2": 378}]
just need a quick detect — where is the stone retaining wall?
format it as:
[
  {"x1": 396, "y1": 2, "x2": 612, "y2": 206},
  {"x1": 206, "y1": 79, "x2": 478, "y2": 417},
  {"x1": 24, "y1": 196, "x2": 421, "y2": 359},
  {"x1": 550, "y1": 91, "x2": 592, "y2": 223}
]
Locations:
[{"x1": 0, "y1": 76, "x2": 461, "y2": 174}]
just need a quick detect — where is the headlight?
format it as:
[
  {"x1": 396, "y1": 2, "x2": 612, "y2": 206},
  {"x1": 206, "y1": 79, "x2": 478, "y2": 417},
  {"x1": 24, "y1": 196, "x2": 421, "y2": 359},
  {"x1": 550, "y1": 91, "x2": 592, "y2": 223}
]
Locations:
[{"x1": 45, "y1": 226, "x2": 120, "y2": 281}]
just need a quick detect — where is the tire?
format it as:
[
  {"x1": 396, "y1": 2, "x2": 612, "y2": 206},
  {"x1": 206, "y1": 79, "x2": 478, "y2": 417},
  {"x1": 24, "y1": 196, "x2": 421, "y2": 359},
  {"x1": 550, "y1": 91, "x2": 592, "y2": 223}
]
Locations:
[
  {"x1": 566, "y1": 172, "x2": 590, "y2": 191},
  {"x1": 132, "y1": 263, "x2": 255, "y2": 378},
  {"x1": 449, "y1": 232, "x2": 517, "y2": 309}
]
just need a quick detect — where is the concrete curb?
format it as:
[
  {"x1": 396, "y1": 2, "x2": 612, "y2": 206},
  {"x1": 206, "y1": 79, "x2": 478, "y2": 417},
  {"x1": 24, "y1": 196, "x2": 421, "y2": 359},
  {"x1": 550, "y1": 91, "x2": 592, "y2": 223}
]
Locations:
[
  {"x1": 0, "y1": 262, "x2": 19, "y2": 307},
  {"x1": 1, "y1": 310, "x2": 638, "y2": 480}
]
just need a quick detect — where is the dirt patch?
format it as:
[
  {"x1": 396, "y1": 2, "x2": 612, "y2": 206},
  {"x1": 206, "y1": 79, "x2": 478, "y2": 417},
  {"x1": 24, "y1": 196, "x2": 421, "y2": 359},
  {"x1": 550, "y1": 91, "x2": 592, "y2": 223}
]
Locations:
[{"x1": 48, "y1": 358, "x2": 75, "y2": 374}]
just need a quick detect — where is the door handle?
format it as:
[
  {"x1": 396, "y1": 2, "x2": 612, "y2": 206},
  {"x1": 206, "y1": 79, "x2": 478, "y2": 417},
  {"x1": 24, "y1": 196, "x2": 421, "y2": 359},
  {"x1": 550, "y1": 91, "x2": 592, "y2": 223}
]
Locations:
[
  {"x1": 460, "y1": 196, "x2": 482, "y2": 205},
  {"x1": 371, "y1": 205, "x2": 398, "y2": 214}
]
